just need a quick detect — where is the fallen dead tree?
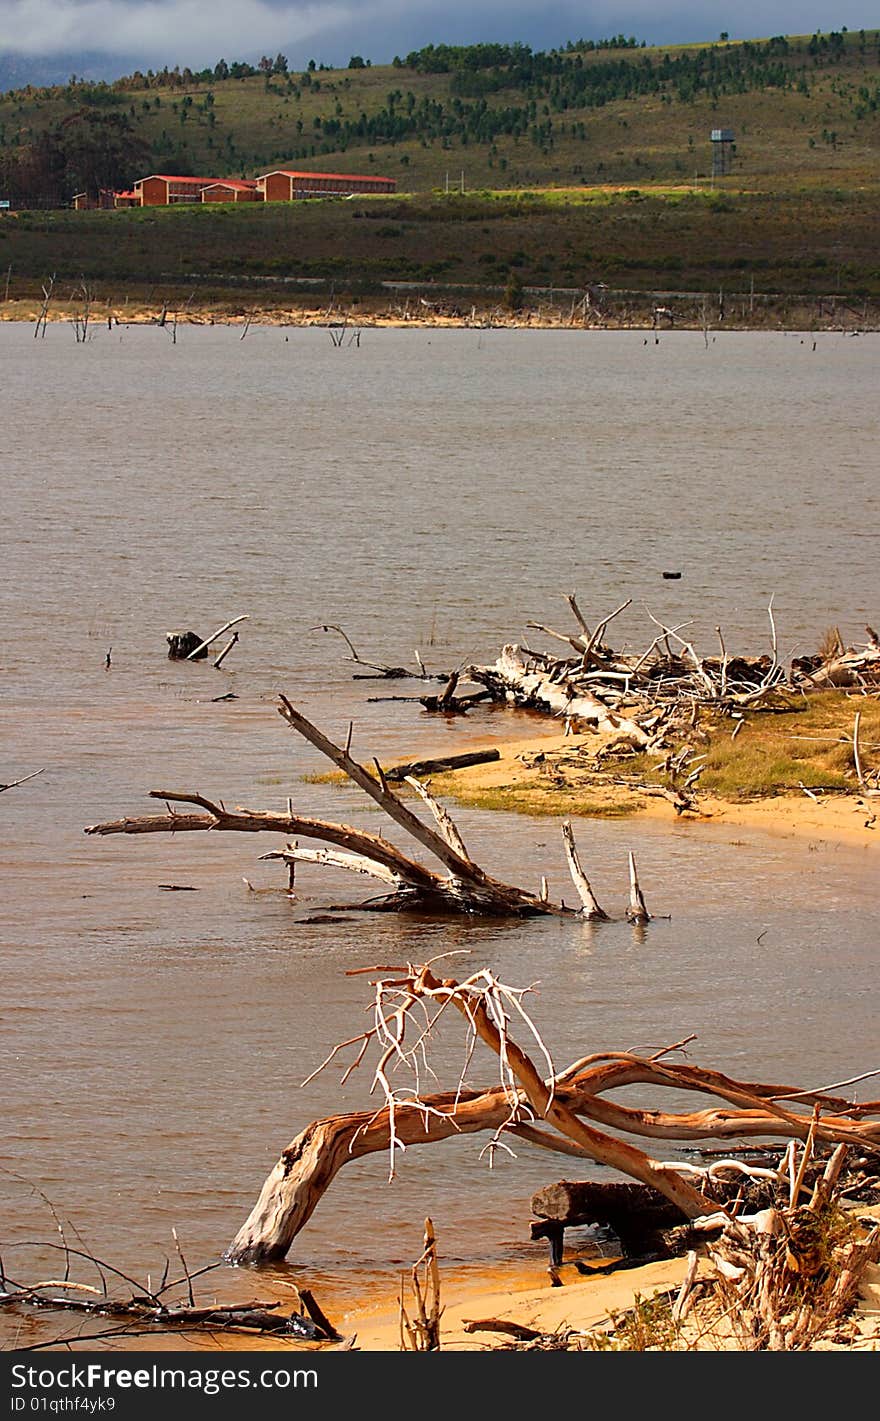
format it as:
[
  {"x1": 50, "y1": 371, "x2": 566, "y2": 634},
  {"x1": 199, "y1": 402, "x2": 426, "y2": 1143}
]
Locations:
[
  {"x1": 223, "y1": 961, "x2": 880, "y2": 1264},
  {"x1": 85, "y1": 697, "x2": 654, "y2": 919}
]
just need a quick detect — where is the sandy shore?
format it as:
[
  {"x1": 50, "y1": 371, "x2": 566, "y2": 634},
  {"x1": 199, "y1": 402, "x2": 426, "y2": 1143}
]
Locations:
[
  {"x1": 3, "y1": 300, "x2": 875, "y2": 334},
  {"x1": 346, "y1": 1220, "x2": 880, "y2": 1351},
  {"x1": 422, "y1": 726, "x2": 878, "y2": 851},
  {"x1": 350, "y1": 1253, "x2": 698, "y2": 1350}
]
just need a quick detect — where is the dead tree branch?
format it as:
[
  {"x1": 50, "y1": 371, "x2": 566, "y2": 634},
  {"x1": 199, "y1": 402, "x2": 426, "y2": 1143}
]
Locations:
[
  {"x1": 1, "y1": 768, "x2": 45, "y2": 794},
  {"x1": 224, "y1": 963, "x2": 879, "y2": 1263},
  {"x1": 85, "y1": 700, "x2": 652, "y2": 919}
]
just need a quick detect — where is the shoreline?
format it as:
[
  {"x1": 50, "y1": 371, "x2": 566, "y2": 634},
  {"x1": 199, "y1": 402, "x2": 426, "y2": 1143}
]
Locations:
[
  {"x1": 348, "y1": 1228, "x2": 880, "y2": 1352},
  {"x1": 415, "y1": 726, "x2": 878, "y2": 852},
  {"x1": 2, "y1": 300, "x2": 877, "y2": 335}
]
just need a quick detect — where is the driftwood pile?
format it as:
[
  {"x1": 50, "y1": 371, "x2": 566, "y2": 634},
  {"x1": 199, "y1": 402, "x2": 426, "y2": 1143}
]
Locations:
[
  {"x1": 451, "y1": 601, "x2": 880, "y2": 748},
  {"x1": 700, "y1": 1142, "x2": 880, "y2": 1350},
  {"x1": 320, "y1": 603, "x2": 880, "y2": 732},
  {"x1": 477, "y1": 1140, "x2": 880, "y2": 1351},
  {"x1": 316, "y1": 602, "x2": 880, "y2": 806},
  {"x1": 0, "y1": 1243, "x2": 342, "y2": 1347}
]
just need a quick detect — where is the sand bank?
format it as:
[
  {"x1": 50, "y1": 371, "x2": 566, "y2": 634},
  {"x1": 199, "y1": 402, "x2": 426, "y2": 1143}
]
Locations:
[
  {"x1": 421, "y1": 727, "x2": 878, "y2": 851},
  {"x1": 346, "y1": 1222, "x2": 880, "y2": 1351}
]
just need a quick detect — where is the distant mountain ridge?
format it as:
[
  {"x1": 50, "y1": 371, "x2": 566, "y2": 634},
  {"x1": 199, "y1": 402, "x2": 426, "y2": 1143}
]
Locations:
[{"x1": 0, "y1": 50, "x2": 139, "y2": 92}]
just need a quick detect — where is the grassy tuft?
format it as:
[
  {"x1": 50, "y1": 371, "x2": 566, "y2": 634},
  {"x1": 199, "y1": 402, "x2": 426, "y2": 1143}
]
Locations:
[{"x1": 625, "y1": 690, "x2": 880, "y2": 800}]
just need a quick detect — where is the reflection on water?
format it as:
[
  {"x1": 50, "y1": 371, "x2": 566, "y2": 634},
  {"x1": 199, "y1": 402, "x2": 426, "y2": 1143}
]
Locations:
[{"x1": 1, "y1": 325, "x2": 878, "y2": 1346}]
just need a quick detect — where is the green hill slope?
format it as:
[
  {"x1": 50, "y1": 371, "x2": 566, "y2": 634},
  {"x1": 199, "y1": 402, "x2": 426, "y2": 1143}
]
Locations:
[
  {"x1": 1, "y1": 30, "x2": 878, "y2": 314},
  {"x1": 1, "y1": 29, "x2": 879, "y2": 200}
]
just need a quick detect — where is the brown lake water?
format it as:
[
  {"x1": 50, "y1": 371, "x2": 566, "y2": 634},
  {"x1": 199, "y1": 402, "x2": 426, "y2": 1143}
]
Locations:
[{"x1": 1, "y1": 322, "x2": 878, "y2": 1348}]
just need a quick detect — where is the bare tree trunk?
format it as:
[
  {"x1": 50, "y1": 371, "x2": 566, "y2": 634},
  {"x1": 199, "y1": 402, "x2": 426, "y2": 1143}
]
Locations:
[{"x1": 224, "y1": 968, "x2": 879, "y2": 1265}]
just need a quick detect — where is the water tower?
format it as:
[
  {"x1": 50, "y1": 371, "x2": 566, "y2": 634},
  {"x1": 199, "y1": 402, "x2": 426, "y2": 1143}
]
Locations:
[{"x1": 711, "y1": 128, "x2": 735, "y2": 178}]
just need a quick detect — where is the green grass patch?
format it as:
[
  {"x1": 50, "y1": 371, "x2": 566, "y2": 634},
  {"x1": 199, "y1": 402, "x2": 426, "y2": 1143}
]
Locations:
[
  {"x1": 624, "y1": 690, "x2": 879, "y2": 801},
  {"x1": 434, "y1": 783, "x2": 643, "y2": 817}
]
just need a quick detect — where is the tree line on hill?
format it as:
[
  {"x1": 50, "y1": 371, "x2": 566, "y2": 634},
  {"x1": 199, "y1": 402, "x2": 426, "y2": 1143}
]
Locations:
[{"x1": 0, "y1": 30, "x2": 876, "y2": 203}]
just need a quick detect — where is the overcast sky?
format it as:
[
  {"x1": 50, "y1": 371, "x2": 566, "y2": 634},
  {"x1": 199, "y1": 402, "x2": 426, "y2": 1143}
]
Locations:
[{"x1": 1, "y1": 0, "x2": 877, "y2": 69}]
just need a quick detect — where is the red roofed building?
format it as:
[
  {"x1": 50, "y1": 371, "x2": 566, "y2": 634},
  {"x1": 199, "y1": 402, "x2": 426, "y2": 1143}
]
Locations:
[
  {"x1": 121, "y1": 168, "x2": 397, "y2": 208},
  {"x1": 134, "y1": 174, "x2": 227, "y2": 206},
  {"x1": 200, "y1": 179, "x2": 262, "y2": 203},
  {"x1": 255, "y1": 169, "x2": 396, "y2": 201}
]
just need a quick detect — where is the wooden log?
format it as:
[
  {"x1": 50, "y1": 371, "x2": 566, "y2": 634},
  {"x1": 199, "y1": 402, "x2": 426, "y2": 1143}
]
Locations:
[
  {"x1": 212, "y1": 631, "x2": 239, "y2": 669},
  {"x1": 561, "y1": 820, "x2": 609, "y2": 921},
  {"x1": 462, "y1": 1318, "x2": 543, "y2": 1341},
  {"x1": 531, "y1": 1180, "x2": 694, "y2": 1232},
  {"x1": 166, "y1": 630, "x2": 208, "y2": 660},
  {"x1": 466, "y1": 645, "x2": 650, "y2": 747},
  {"x1": 529, "y1": 1174, "x2": 781, "y2": 1262},
  {"x1": 418, "y1": 689, "x2": 493, "y2": 712},
  {"x1": 404, "y1": 777, "x2": 471, "y2": 861},
  {"x1": 384, "y1": 749, "x2": 501, "y2": 781},
  {"x1": 626, "y1": 851, "x2": 651, "y2": 924}
]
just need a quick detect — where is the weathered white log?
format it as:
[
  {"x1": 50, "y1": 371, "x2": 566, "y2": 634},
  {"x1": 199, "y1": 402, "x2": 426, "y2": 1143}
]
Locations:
[
  {"x1": 212, "y1": 631, "x2": 239, "y2": 669},
  {"x1": 853, "y1": 710, "x2": 867, "y2": 789},
  {"x1": 626, "y1": 851, "x2": 651, "y2": 924},
  {"x1": 260, "y1": 845, "x2": 405, "y2": 888},
  {"x1": 466, "y1": 645, "x2": 650, "y2": 747},
  {"x1": 561, "y1": 821, "x2": 609, "y2": 921},
  {"x1": 798, "y1": 645, "x2": 880, "y2": 688},
  {"x1": 403, "y1": 776, "x2": 471, "y2": 862}
]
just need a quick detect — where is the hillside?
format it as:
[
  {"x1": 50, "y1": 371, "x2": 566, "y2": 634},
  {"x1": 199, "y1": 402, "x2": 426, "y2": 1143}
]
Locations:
[
  {"x1": 1, "y1": 29, "x2": 879, "y2": 316},
  {"x1": 1, "y1": 30, "x2": 879, "y2": 200}
]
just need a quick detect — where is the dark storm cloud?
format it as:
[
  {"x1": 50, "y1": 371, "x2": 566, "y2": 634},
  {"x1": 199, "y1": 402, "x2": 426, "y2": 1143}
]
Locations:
[{"x1": 0, "y1": 0, "x2": 876, "y2": 67}]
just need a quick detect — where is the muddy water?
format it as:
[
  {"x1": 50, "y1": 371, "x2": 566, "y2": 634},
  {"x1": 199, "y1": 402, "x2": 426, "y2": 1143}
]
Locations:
[{"x1": 1, "y1": 322, "x2": 878, "y2": 1347}]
